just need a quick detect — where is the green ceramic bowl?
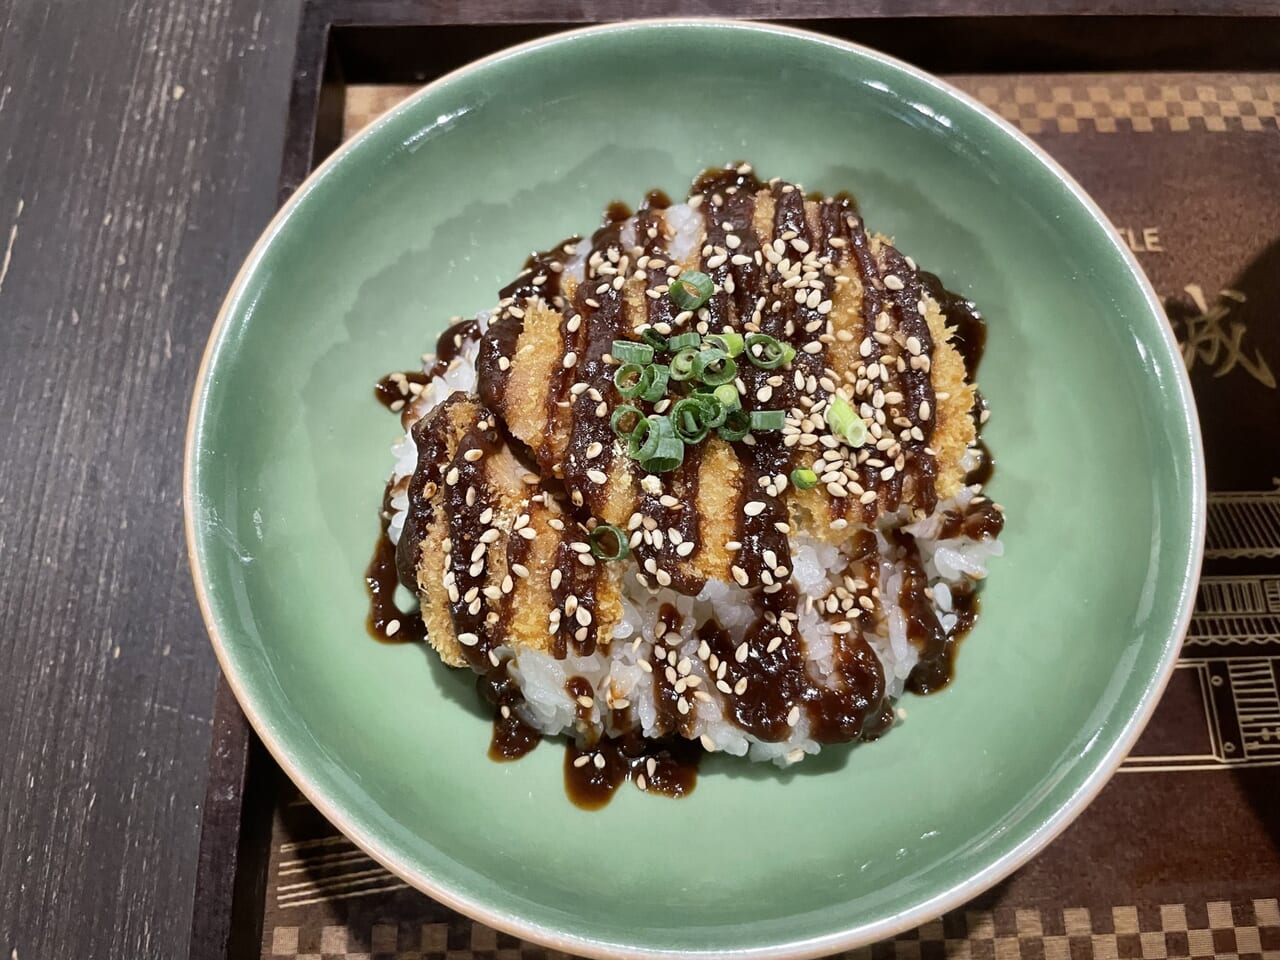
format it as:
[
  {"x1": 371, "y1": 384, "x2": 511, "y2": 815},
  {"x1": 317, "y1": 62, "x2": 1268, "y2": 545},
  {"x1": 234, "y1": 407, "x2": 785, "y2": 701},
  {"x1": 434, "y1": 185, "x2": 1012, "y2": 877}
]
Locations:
[{"x1": 185, "y1": 20, "x2": 1204, "y2": 960}]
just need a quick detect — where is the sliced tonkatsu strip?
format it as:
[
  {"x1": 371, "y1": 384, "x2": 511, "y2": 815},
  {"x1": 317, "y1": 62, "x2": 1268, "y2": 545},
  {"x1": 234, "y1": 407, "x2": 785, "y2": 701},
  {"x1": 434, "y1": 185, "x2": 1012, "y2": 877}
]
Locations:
[{"x1": 399, "y1": 391, "x2": 623, "y2": 668}]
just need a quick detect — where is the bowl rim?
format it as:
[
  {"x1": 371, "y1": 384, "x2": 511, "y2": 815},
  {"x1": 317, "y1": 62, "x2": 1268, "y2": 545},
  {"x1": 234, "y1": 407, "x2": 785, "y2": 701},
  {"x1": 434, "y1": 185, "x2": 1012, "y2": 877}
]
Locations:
[{"x1": 184, "y1": 17, "x2": 1206, "y2": 960}]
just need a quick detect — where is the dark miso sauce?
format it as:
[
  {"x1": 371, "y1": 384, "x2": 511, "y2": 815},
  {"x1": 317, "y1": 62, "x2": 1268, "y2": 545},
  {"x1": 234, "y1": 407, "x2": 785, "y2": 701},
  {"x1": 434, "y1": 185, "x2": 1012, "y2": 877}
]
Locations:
[
  {"x1": 373, "y1": 370, "x2": 430, "y2": 410},
  {"x1": 564, "y1": 734, "x2": 702, "y2": 810},
  {"x1": 482, "y1": 669, "x2": 542, "y2": 761},
  {"x1": 368, "y1": 169, "x2": 1002, "y2": 808},
  {"x1": 365, "y1": 486, "x2": 427, "y2": 644}
]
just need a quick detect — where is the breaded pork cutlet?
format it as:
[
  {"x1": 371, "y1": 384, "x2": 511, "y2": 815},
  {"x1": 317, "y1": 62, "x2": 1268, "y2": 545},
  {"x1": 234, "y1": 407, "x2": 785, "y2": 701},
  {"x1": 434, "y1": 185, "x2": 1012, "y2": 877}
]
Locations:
[
  {"x1": 477, "y1": 165, "x2": 983, "y2": 590},
  {"x1": 371, "y1": 163, "x2": 1004, "y2": 800}
]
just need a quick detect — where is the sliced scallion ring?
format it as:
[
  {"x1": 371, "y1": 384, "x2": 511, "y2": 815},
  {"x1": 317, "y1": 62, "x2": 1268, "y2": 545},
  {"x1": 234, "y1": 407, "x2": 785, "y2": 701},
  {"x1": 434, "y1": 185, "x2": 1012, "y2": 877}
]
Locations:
[
  {"x1": 641, "y1": 328, "x2": 668, "y2": 351},
  {"x1": 828, "y1": 396, "x2": 868, "y2": 447},
  {"x1": 692, "y1": 348, "x2": 736, "y2": 386},
  {"x1": 718, "y1": 409, "x2": 751, "y2": 442},
  {"x1": 670, "y1": 396, "x2": 725, "y2": 444},
  {"x1": 611, "y1": 340, "x2": 654, "y2": 365},
  {"x1": 634, "y1": 414, "x2": 684, "y2": 472},
  {"x1": 613, "y1": 363, "x2": 646, "y2": 399},
  {"x1": 589, "y1": 524, "x2": 630, "y2": 561},
  {"x1": 791, "y1": 467, "x2": 819, "y2": 490},
  {"x1": 705, "y1": 332, "x2": 744, "y2": 357},
  {"x1": 712, "y1": 383, "x2": 741, "y2": 412},
  {"x1": 745, "y1": 333, "x2": 797, "y2": 370},
  {"x1": 669, "y1": 347, "x2": 700, "y2": 381},
  {"x1": 666, "y1": 332, "x2": 701, "y2": 351},
  {"x1": 669, "y1": 270, "x2": 713, "y2": 311},
  {"x1": 749, "y1": 409, "x2": 785, "y2": 431},
  {"x1": 639, "y1": 363, "x2": 669, "y2": 402},
  {"x1": 610, "y1": 404, "x2": 644, "y2": 440}
]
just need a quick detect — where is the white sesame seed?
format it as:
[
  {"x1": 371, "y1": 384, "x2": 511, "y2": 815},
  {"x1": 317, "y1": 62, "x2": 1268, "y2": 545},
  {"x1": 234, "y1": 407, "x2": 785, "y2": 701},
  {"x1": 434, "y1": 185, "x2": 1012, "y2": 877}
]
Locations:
[
  {"x1": 587, "y1": 469, "x2": 608, "y2": 484},
  {"x1": 593, "y1": 753, "x2": 606, "y2": 770},
  {"x1": 562, "y1": 351, "x2": 578, "y2": 368},
  {"x1": 744, "y1": 501, "x2": 766, "y2": 517},
  {"x1": 573, "y1": 754, "x2": 590, "y2": 768},
  {"x1": 463, "y1": 448, "x2": 484, "y2": 462},
  {"x1": 787, "y1": 705, "x2": 801, "y2": 727},
  {"x1": 457, "y1": 632, "x2": 479, "y2": 646},
  {"x1": 884, "y1": 274, "x2": 904, "y2": 290},
  {"x1": 385, "y1": 619, "x2": 401, "y2": 637}
]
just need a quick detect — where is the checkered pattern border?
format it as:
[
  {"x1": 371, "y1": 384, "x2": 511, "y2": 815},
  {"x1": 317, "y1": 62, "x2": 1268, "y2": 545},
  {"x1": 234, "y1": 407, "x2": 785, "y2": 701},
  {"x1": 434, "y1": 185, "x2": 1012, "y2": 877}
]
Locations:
[
  {"x1": 964, "y1": 77, "x2": 1280, "y2": 134},
  {"x1": 342, "y1": 76, "x2": 1280, "y2": 140},
  {"x1": 268, "y1": 899, "x2": 1280, "y2": 959}
]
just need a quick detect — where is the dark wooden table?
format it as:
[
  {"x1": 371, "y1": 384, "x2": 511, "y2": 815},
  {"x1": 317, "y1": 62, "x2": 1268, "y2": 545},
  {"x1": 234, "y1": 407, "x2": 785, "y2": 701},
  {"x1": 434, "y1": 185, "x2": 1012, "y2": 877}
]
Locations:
[
  {"x1": 3, "y1": 3, "x2": 1279, "y2": 959},
  {"x1": 0, "y1": 2, "x2": 300, "y2": 957}
]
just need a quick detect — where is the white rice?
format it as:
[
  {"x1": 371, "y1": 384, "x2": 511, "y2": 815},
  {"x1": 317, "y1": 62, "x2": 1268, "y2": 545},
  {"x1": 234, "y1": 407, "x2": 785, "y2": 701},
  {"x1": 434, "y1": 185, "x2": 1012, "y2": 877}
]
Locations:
[{"x1": 383, "y1": 207, "x2": 1002, "y2": 766}]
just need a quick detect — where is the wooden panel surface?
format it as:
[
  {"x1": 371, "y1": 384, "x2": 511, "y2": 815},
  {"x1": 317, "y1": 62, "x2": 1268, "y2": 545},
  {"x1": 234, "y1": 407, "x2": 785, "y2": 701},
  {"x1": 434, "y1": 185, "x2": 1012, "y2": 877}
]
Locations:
[{"x1": 0, "y1": 1, "x2": 302, "y2": 958}]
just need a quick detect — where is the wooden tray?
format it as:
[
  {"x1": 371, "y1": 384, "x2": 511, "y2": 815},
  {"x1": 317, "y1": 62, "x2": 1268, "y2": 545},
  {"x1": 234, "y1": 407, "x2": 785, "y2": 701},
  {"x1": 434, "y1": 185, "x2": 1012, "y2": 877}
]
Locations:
[{"x1": 189, "y1": 5, "x2": 1280, "y2": 959}]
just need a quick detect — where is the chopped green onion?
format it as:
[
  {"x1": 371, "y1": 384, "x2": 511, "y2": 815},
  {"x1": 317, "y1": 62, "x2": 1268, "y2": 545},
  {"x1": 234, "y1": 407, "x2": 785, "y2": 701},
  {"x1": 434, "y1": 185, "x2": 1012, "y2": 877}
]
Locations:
[
  {"x1": 672, "y1": 402, "x2": 709, "y2": 444},
  {"x1": 718, "y1": 409, "x2": 751, "y2": 442},
  {"x1": 639, "y1": 363, "x2": 669, "y2": 402},
  {"x1": 671, "y1": 396, "x2": 726, "y2": 443},
  {"x1": 613, "y1": 363, "x2": 646, "y2": 399},
  {"x1": 611, "y1": 340, "x2": 654, "y2": 365},
  {"x1": 750, "y1": 409, "x2": 785, "y2": 431},
  {"x1": 692, "y1": 348, "x2": 737, "y2": 386},
  {"x1": 641, "y1": 328, "x2": 668, "y2": 351},
  {"x1": 634, "y1": 415, "x2": 684, "y2": 472},
  {"x1": 712, "y1": 383, "x2": 741, "y2": 412},
  {"x1": 669, "y1": 270, "x2": 713, "y2": 310},
  {"x1": 700, "y1": 396, "x2": 728, "y2": 429},
  {"x1": 611, "y1": 404, "x2": 644, "y2": 439},
  {"x1": 791, "y1": 468, "x2": 819, "y2": 490},
  {"x1": 705, "y1": 332, "x2": 744, "y2": 357},
  {"x1": 666, "y1": 332, "x2": 701, "y2": 351},
  {"x1": 670, "y1": 347, "x2": 700, "y2": 381},
  {"x1": 745, "y1": 333, "x2": 797, "y2": 370},
  {"x1": 589, "y1": 524, "x2": 630, "y2": 561},
  {"x1": 828, "y1": 396, "x2": 868, "y2": 447},
  {"x1": 615, "y1": 363, "x2": 668, "y2": 401}
]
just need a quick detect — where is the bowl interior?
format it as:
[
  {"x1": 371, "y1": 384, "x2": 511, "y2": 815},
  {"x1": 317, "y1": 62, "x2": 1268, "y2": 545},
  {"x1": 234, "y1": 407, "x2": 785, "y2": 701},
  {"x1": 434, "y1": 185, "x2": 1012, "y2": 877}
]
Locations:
[{"x1": 187, "y1": 21, "x2": 1200, "y2": 958}]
